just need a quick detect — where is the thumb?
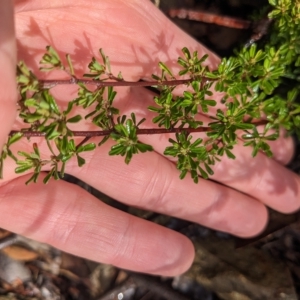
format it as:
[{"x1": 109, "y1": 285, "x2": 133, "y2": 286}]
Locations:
[{"x1": 0, "y1": 0, "x2": 17, "y2": 150}]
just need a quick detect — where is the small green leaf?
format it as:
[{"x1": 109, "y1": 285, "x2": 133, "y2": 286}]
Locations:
[
  {"x1": 203, "y1": 100, "x2": 217, "y2": 106},
  {"x1": 77, "y1": 155, "x2": 85, "y2": 167},
  {"x1": 204, "y1": 163, "x2": 214, "y2": 176},
  {"x1": 40, "y1": 46, "x2": 63, "y2": 69},
  {"x1": 24, "y1": 98, "x2": 38, "y2": 108},
  {"x1": 198, "y1": 167, "x2": 208, "y2": 179},
  {"x1": 33, "y1": 143, "x2": 40, "y2": 158},
  {"x1": 192, "y1": 81, "x2": 200, "y2": 92},
  {"x1": 136, "y1": 143, "x2": 153, "y2": 152},
  {"x1": 225, "y1": 149, "x2": 236, "y2": 159},
  {"x1": 179, "y1": 69, "x2": 189, "y2": 76},
  {"x1": 15, "y1": 164, "x2": 33, "y2": 174},
  {"x1": 264, "y1": 133, "x2": 279, "y2": 141},
  {"x1": 64, "y1": 101, "x2": 75, "y2": 115},
  {"x1": 17, "y1": 151, "x2": 32, "y2": 159},
  {"x1": 25, "y1": 172, "x2": 40, "y2": 185},
  {"x1": 90, "y1": 57, "x2": 103, "y2": 72},
  {"x1": 46, "y1": 91, "x2": 60, "y2": 115},
  {"x1": 109, "y1": 144, "x2": 125, "y2": 156},
  {"x1": 66, "y1": 54, "x2": 75, "y2": 75},
  {"x1": 67, "y1": 115, "x2": 82, "y2": 123},
  {"x1": 43, "y1": 169, "x2": 54, "y2": 184},
  {"x1": 77, "y1": 143, "x2": 96, "y2": 153},
  {"x1": 252, "y1": 145, "x2": 259, "y2": 157},
  {"x1": 8, "y1": 132, "x2": 23, "y2": 146},
  {"x1": 182, "y1": 47, "x2": 191, "y2": 60},
  {"x1": 98, "y1": 136, "x2": 110, "y2": 146},
  {"x1": 131, "y1": 113, "x2": 136, "y2": 125},
  {"x1": 47, "y1": 129, "x2": 60, "y2": 140},
  {"x1": 107, "y1": 86, "x2": 117, "y2": 103},
  {"x1": 158, "y1": 62, "x2": 174, "y2": 78},
  {"x1": 114, "y1": 124, "x2": 129, "y2": 137},
  {"x1": 125, "y1": 149, "x2": 133, "y2": 164},
  {"x1": 235, "y1": 123, "x2": 254, "y2": 130},
  {"x1": 179, "y1": 169, "x2": 188, "y2": 180}
]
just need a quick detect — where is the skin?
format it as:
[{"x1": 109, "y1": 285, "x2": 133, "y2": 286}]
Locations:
[{"x1": 0, "y1": 0, "x2": 299, "y2": 276}]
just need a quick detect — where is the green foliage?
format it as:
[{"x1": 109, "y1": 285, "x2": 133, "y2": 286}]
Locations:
[
  {"x1": 19, "y1": 89, "x2": 78, "y2": 139},
  {"x1": 76, "y1": 85, "x2": 119, "y2": 130},
  {"x1": 109, "y1": 114, "x2": 153, "y2": 164},
  {"x1": 15, "y1": 143, "x2": 44, "y2": 184},
  {"x1": 164, "y1": 133, "x2": 212, "y2": 183},
  {"x1": 17, "y1": 61, "x2": 39, "y2": 93},
  {"x1": 2, "y1": 0, "x2": 299, "y2": 184},
  {"x1": 39, "y1": 46, "x2": 64, "y2": 71},
  {"x1": 0, "y1": 132, "x2": 23, "y2": 179},
  {"x1": 177, "y1": 47, "x2": 209, "y2": 77}
]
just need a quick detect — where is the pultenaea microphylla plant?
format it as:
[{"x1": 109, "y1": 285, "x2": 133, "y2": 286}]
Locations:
[{"x1": 1, "y1": 0, "x2": 300, "y2": 184}]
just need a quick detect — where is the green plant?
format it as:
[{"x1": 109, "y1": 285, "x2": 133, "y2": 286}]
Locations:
[{"x1": 1, "y1": 0, "x2": 300, "y2": 184}]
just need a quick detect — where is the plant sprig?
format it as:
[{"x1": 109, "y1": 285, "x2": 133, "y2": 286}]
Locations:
[{"x1": 1, "y1": 0, "x2": 300, "y2": 184}]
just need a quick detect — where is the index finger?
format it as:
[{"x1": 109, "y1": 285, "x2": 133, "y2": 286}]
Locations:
[{"x1": 0, "y1": 0, "x2": 17, "y2": 150}]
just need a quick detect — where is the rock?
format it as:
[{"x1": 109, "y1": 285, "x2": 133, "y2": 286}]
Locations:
[
  {"x1": 0, "y1": 251, "x2": 31, "y2": 284},
  {"x1": 183, "y1": 234, "x2": 297, "y2": 300}
]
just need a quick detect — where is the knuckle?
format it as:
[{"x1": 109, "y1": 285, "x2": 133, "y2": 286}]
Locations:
[{"x1": 137, "y1": 157, "x2": 174, "y2": 211}]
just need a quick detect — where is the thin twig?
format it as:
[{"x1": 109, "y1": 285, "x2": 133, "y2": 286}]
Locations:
[
  {"x1": 10, "y1": 119, "x2": 268, "y2": 139},
  {"x1": 169, "y1": 9, "x2": 251, "y2": 29},
  {"x1": 76, "y1": 136, "x2": 91, "y2": 149},
  {"x1": 97, "y1": 278, "x2": 137, "y2": 300},
  {"x1": 245, "y1": 18, "x2": 273, "y2": 47},
  {"x1": 10, "y1": 127, "x2": 212, "y2": 138},
  {"x1": 129, "y1": 273, "x2": 190, "y2": 300},
  {"x1": 39, "y1": 78, "x2": 195, "y2": 89},
  {"x1": 0, "y1": 234, "x2": 18, "y2": 250},
  {"x1": 168, "y1": 8, "x2": 273, "y2": 48}
]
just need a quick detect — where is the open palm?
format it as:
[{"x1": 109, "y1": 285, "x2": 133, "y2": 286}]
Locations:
[{"x1": 0, "y1": 0, "x2": 298, "y2": 276}]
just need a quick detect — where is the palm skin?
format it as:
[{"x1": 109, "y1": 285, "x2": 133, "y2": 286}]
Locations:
[{"x1": 0, "y1": 0, "x2": 298, "y2": 276}]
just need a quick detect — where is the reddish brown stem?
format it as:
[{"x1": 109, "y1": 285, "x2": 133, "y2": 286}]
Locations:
[
  {"x1": 169, "y1": 9, "x2": 251, "y2": 29},
  {"x1": 39, "y1": 78, "x2": 195, "y2": 89},
  {"x1": 10, "y1": 120, "x2": 268, "y2": 138},
  {"x1": 10, "y1": 127, "x2": 211, "y2": 138},
  {"x1": 76, "y1": 136, "x2": 91, "y2": 149}
]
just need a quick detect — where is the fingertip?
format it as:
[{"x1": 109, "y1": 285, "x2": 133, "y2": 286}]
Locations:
[
  {"x1": 285, "y1": 135, "x2": 298, "y2": 166},
  {"x1": 147, "y1": 234, "x2": 195, "y2": 277},
  {"x1": 164, "y1": 235, "x2": 195, "y2": 276},
  {"x1": 254, "y1": 127, "x2": 295, "y2": 166},
  {"x1": 239, "y1": 204, "x2": 269, "y2": 238},
  {"x1": 271, "y1": 134, "x2": 295, "y2": 166},
  {"x1": 227, "y1": 199, "x2": 269, "y2": 239}
]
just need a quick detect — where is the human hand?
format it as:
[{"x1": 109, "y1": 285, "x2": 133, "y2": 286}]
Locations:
[{"x1": 0, "y1": 0, "x2": 299, "y2": 276}]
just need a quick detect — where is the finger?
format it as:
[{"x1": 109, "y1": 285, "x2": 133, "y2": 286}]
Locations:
[
  {"x1": 1, "y1": 134, "x2": 268, "y2": 238},
  {"x1": 123, "y1": 89, "x2": 299, "y2": 213},
  {"x1": 251, "y1": 126, "x2": 295, "y2": 165},
  {"x1": 51, "y1": 139, "x2": 267, "y2": 238},
  {"x1": 0, "y1": 174, "x2": 194, "y2": 276},
  {"x1": 210, "y1": 138, "x2": 300, "y2": 214},
  {"x1": 0, "y1": 0, "x2": 17, "y2": 150}
]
